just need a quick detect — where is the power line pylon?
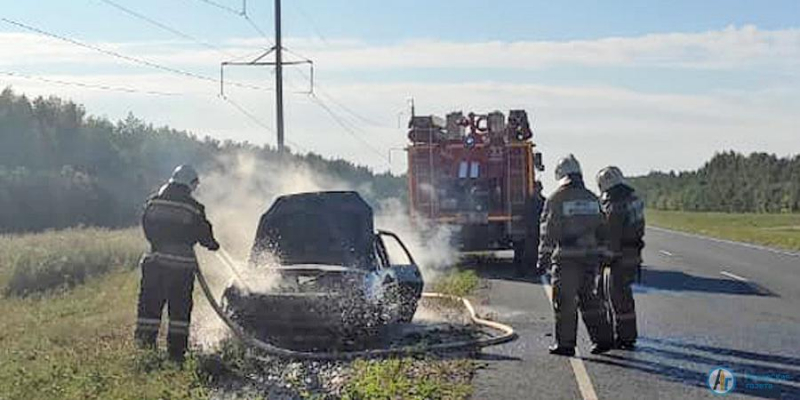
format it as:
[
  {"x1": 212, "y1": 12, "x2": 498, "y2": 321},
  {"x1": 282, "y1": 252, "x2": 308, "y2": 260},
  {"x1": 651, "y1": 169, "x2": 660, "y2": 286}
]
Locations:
[{"x1": 220, "y1": 0, "x2": 313, "y2": 153}]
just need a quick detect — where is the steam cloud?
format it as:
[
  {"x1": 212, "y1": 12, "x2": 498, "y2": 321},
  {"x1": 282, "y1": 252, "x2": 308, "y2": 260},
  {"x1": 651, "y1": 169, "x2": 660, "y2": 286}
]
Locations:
[{"x1": 190, "y1": 151, "x2": 457, "y2": 348}]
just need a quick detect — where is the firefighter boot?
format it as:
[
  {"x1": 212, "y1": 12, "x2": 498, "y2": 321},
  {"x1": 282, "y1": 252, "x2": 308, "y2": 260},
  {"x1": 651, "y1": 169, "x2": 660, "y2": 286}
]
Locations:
[
  {"x1": 610, "y1": 263, "x2": 638, "y2": 349},
  {"x1": 134, "y1": 257, "x2": 166, "y2": 349},
  {"x1": 551, "y1": 264, "x2": 580, "y2": 352},
  {"x1": 549, "y1": 344, "x2": 576, "y2": 356},
  {"x1": 166, "y1": 269, "x2": 195, "y2": 363}
]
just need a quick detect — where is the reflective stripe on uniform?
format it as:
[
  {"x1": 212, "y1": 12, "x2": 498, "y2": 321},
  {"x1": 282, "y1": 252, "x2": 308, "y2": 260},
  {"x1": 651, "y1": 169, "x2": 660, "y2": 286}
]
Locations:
[
  {"x1": 562, "y1": 199, "x2": 601, "y2": 216},
  {"x1": 554, "y1": 246, "x2": 613, "y2": 258},
  {"x1": 150, "y1": 252, "x2": 195, "y2": 263},
  {"x1": 148, "y1": 199, "x2": 202, "y2": 216},
  {"x1": 617, "y1": 312, "x2": 636, "y2": 321},
  {"x1": 146, "y1": 252, "x2": 197, "y2": 269},
  {"x1": 136, "y1": 317, "x2": 162, "y2": 331},
  {"x1": 168, "y1": 320, "x2": 190, "y2": 335}
]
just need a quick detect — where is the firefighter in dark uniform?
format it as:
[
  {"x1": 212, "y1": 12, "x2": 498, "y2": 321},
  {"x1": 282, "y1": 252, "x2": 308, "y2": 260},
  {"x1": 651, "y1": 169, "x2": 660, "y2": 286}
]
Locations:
[
  {"x1": 596, "y1": 166, "x2": 645, "y2": 350},
  {"x1": 538, "y1": 155, "x2": 613, "y2": 356},
  {"x1": 518, "y1": 181, "x2": 546, "y2": 277},
  {"x1": 134, "y1": 165, "x2": 219, "y2": 362}
]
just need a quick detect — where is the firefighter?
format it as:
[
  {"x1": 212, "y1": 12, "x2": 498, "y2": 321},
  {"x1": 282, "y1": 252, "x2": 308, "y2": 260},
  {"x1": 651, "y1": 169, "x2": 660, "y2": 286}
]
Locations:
[
  {"x1": 596, "y1": 166, "x2": 645, "y2": 350},
  {"x1": 518, "y1": 181, "x2": 546, "y2": 277},
  {"x1": 537, "y1": 155, "x2": 613, "y2": 356},
  {"x1": 134, "y1": 164, "x2": 219, "y2": 362}
]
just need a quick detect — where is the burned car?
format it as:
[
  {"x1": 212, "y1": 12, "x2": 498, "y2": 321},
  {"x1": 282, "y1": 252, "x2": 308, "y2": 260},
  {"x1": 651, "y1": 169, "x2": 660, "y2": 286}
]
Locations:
[{"x1": 222, "y1": 191, "x2": 424, "y2": 349}]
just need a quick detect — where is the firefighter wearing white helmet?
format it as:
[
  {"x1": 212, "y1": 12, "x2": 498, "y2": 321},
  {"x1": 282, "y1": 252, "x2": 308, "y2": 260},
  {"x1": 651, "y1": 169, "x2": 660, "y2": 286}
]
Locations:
[
  {"x1": 596, "y1": 166, "x2": 645, "y2": 350},
  {"x1": 538, "y1": 154, "x2": 613, "y2": 356},
  {"x1": 134, "y1": 164, "x2": 219, "y2": 362}
]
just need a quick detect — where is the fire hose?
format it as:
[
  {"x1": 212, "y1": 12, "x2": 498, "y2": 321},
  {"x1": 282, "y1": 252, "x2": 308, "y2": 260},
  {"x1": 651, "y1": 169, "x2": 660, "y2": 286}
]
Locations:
[{"x1": 195, "y1": 248, "x2": 517, "y2": 360}]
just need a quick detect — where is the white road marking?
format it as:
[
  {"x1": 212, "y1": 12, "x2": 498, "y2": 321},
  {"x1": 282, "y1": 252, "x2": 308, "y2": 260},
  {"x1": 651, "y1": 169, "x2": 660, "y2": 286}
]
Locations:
[
  {"x1": 659, "y1": 250, "x2": 674, "y2": 257},
  {"x1": 648, "y1": 226, "x2": 800, "y2": 258},
  {"x1": 720, "y1": 270, "x2": 749, "y2": 282},
  {"x1": 540, "y1": 275, "x2": 600, "y2": 400}
]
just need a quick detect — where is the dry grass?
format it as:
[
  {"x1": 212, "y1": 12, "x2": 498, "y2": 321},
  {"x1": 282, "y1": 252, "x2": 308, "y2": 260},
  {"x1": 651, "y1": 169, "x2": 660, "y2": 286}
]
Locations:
[
  {"x1": 0, "y1": 269, "x2": 210, "y2": 400},
  {"x1": 0, "y1": 228, "x2": 144, "y2": 297},
  {"x1": 0, "y1": 228, "x2": 481, "y2": 399}
]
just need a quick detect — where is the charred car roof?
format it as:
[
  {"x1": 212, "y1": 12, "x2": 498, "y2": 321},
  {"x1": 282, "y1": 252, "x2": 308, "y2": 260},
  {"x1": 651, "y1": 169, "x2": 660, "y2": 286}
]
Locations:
[{"x1": 249, "y1": 191, "x2": 377, "y2": 270}]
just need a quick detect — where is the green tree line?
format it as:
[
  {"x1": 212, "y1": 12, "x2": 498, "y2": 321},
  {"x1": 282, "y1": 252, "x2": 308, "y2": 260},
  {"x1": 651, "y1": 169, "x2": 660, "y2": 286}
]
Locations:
[
  {"x1": 0, "y1": 88, "x2": 405, "y2": 233},
  {"x1": 630, "y1": 151, "x2": 800, "y2": 213}
]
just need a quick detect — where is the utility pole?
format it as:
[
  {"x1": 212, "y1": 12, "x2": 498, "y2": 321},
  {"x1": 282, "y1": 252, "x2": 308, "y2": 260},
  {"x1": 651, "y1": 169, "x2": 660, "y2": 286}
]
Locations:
[
  {"x1": 219, "y1": 0, "x2": 313, "y2": 154},
  {"x1": 274, "y1": 0, "x2": 285, "y2": 152}
]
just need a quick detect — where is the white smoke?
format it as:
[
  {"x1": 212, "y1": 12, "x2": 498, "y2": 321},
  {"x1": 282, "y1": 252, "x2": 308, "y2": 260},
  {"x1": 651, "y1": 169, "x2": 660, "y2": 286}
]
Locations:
[
  {"x1": 189, "y1": 150, "x2": 458, "y2": 348},
  {"x1": 373, "y1": 198, "x2": 458, "y2": 283},
  {"x1": 197, "y1": 150, "x2": 458, "y2": 283}
]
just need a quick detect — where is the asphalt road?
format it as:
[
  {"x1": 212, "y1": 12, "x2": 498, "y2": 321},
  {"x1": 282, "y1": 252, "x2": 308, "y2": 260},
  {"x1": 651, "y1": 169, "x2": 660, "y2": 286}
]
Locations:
[{"x1": 471, "y1": 227, "x2": 800, "y2": 400}]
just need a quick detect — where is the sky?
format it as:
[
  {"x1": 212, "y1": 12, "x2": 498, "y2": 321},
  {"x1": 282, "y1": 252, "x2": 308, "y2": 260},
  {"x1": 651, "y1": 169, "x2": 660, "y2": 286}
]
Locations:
[{"x1": 0, "y1": 0, "x2": 798, "y2": 190}]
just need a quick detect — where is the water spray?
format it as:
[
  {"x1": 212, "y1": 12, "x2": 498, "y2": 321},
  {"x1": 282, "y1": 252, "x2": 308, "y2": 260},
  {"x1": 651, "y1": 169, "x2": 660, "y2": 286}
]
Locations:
[
  {"x1": 196, "y1": 245, "x2": 517, "y2": 360},
  {"x1": 214, "y1": 248, "x2": 252, "y2": 292}
]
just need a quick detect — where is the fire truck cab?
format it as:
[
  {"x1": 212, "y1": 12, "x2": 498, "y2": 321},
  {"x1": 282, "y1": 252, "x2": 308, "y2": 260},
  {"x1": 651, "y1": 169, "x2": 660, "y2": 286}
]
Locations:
[{"x1": 407, "y1": 109, "x2": 544, "y2": 261}]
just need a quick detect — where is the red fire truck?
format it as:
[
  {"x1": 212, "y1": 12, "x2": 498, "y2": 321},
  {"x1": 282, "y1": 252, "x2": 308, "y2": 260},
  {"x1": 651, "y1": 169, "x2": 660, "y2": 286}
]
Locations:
[{"x1": 406, "y1": 109, "x2": 544, "y2": 261}]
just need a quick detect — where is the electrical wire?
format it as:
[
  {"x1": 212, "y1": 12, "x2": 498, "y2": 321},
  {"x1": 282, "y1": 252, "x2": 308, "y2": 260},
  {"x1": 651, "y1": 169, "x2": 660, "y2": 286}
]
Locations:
[
  {"x1": 2, "y1": 68, "x2": 311, "y2": 154},
  {"x1": 289, "y1": 64, "x2": 388, "y2": 129},
  {"x1": 300, "y1": 77, "x2": 394, "y2": 152},
  {"x1": 272, "y1": 3, "x2": 386, "y2": 130},
  {"x1": 243, "y1": 14, "x2": 269, "y2": 40},
  {"x1": 288, "y1": 0, "x2": 330, "y2": 46},
  {"x1": 221, "y1": 94, "x2": 274, "y2": 133},
  {"x1": 188, "y1": 0, "x2": 273, "y2": 46},
  {"x1": 309, "y1": 93, "x2": 390, "y2": 164},
  {"x1": 220, "y1": 94, "x2": 309, "y2": 153},
  {"x1": 191, "y1": 0, "x2": 243, "y2": 15},
  {"x1": 98, "y1": 0, "x2": 235, "y2": 57},
  {"x1": 0, "y1": 70, "x2": 181, "y2": 96},
  {"x1": 318, "y1": 88, "x2": 388, "y2": 128},
  {"x1": 0, "y1": 17, "x2": 270, "y2": 92}
]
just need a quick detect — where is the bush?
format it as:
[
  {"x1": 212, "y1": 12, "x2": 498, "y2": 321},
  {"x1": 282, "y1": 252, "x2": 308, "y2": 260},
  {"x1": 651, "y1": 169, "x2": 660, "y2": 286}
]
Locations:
[
  {"x1": 0, "y1": 228, "x2": 144, "y2": 297},
  {"x1": 432, "y1": 270, "x2": 480, "y2": 298}
]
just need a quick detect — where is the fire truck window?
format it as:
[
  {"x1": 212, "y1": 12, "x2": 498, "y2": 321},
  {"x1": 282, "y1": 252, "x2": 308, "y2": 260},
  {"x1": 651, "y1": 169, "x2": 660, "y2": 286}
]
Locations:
[
  {"x1": 458, "y1": 161, "x2": 468, "y2": 178},
  {"x1": 470, "y1": 162, "x2": 480, "y2": 178}
]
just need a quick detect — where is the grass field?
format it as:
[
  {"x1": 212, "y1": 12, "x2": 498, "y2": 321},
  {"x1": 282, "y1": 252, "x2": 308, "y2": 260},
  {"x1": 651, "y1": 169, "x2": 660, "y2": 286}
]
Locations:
[
  {"x1": 0, "y1": 228, "x2": 212, "y2": 400},
  {"x1": 0, "y1": 228, "x2": 144, "y2": 297},
  {"x1": 0, "y1": 228, "x2": 480, "y2": 400},
  {"x1": 647, "y1": 210, "x2": 800, "y2": 251}
]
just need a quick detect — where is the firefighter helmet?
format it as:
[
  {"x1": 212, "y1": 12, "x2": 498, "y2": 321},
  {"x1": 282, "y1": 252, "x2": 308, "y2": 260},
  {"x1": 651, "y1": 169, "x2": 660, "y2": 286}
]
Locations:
[
  {"x1": 169, "y1": 165, "x2": 199, "y2": 191},
  {"x1": 554, "y1": 154, "x2": 582, "y2": 184},
  {"x1": 596, "y1": 166, "x2": 629, "y2": 192}
]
